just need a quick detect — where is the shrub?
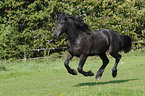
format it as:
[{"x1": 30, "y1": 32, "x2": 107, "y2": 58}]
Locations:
[{"x1": 0, "y1": 0, "x2": 144, "y2": 59}]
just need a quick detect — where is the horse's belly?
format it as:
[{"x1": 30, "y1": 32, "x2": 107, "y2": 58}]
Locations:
[
  {"x1": 89, "y1": 45, "x2": 109, "y2": 55},
  {"x1": 88, "y1": 38, "x2": 109, "y2": 55}
]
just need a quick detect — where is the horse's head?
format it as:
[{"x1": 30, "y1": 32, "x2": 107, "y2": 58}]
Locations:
[{"x1": 53, "y1": 13, "x2": 68, "y2": 39}]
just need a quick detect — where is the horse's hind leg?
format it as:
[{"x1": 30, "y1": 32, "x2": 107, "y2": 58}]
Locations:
[
  {"x1": 109, "y1": 52, "x2": 122, "y2": 78},
  {"x1": 77, "y1": 54, "x2": 94, "y2": 76},
  {"x1": 64, "y1": 52, "x2": 77, "y2": 75},
  {"x1": 96, "y1": 53, "x2": 109, "y2": 80}
]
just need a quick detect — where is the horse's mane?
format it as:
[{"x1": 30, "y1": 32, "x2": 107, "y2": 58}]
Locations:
[{"x1": 67, "y1": 15, "x2": 93, "y2": 34}]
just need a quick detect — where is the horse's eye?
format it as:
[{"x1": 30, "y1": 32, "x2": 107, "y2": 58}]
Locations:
[{"x1": 60, "y1": 22, "x2": 64, "y2": 24}]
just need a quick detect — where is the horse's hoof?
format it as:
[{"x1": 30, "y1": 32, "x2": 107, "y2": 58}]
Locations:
[
  {"x1": 72, "y1": 69, "x2": 77, "y2": 75},
  {"x1": 96, "y1": 69, "x2": 104, "y2": 78},
  {"x1": 112, "y1": 69, "x2": 117, "y2": 78},
  {"x1": 96, "y1": 76, "x2": 101, "y2": 81},
  {"x1": 88, "y1": 70, "x2": 94, "y2": 76}
]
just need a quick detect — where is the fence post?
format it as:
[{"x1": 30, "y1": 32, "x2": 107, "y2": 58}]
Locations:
[{"x1": 24, "y1": 52, "x2": 26, "y2": 62}]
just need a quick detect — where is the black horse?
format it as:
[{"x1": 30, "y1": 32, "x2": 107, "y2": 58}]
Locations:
[{"x1": 53, "y1": 13, "x2": 132, "y2": 80}]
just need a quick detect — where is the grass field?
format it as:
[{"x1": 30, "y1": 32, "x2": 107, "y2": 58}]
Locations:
[{"x1": 0, "y1": 48, "x2": 145, "y2": 96}]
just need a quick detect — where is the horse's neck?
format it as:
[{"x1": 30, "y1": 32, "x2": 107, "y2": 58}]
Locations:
[
  {"x1": 67, "y1": 32, "x2": 81, "y2": 45},
  {"x1": 66, "y1": 21, "x2": 90, "y2": 45},
  {"x1": 67, "y1": 28, "x2": 79, "y2": 42},
  {"x1": 67, "y1": 32, "x2": 90, "y2": 46}
]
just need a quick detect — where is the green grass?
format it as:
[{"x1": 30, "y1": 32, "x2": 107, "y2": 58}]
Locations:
[{"x1": 0, "y1": 49, "x2": 145, "y2": 96}]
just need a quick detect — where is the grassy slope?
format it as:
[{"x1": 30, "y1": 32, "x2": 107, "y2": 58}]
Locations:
[{"x1": 0, "y1": 49, "x2": 145, "y2": 96}]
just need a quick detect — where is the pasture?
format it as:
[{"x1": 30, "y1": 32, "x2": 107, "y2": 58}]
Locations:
[{"x1": 0, "y1": 48, "x2": 145, "y2": 96}]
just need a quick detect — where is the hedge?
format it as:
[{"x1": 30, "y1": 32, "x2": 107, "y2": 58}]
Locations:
[{"x1": 0, "y1": 0, "x2": 145, "y2": 59}]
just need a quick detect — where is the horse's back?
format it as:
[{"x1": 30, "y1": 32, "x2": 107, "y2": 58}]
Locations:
[
  {"x1": 91, "y1": 29, "x2": 121, "y2": 54},
  {"x1": 93, "y1": 29, "x2": 120, "y2": 43}
]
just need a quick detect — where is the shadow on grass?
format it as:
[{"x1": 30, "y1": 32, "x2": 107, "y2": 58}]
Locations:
[{"x1": 74, "y1": 78, "x2": 139, "y2": 87}]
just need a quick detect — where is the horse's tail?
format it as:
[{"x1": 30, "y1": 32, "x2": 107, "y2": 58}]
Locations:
[{"x1": 119, "y1": 34, "x2": 132, "y2": 53}]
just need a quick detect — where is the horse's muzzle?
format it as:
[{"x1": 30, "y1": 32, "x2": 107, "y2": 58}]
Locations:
[
  {"x1": 52, "y1": 30, "x2": 57, "y2": 38},
  {"x1": 53, "y1": 33, "x2": 57, "y2": 39},
  {"x1": 53, "y1": 31, "x2": 59, "y2": 39}
]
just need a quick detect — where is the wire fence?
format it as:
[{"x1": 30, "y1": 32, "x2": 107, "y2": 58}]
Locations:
[
  {"x1": 23, "y1": 47, "x2": 67, "y2": 61},
  {"x1": 0, "y1": 41, "x2": 145, "y2": 61},
  {"x1": 23, "y1": 41, "x2": 145, "y2": 60},
  {"x1": 131, "y1": 41, "x2": 145, "y2": 49}
]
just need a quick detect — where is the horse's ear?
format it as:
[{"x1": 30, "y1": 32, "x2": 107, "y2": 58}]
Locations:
[
  {"x1": 54, "y1": 13, "x2": 58, "y2": 19},
  {"x1": 64, "y1": 14, "x2": 68, "y2": 21},
  {"x1": 59, "y1": 12, "x2": 68, "y2": 21},
  {"x1": 62, "y1": 12, "x2": 66, "y2": 15}
]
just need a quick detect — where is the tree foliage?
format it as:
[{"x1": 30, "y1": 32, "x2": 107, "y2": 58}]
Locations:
[{"x1": 0, "y1": 0, "x2": 145, "y2": 59}]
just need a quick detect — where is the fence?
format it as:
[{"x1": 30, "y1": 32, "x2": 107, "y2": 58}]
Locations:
[
  {"x1": 23, "y1": 40, "x2": 145, "y2": 60},
  {"x1": 132, "y1": 41, "x2": 145, "y2": 49},
  {"x1": 0, "y1": 41, "x2": 145, "y2": 61},
  {"x1": 23, "y1": 47, "x2": 67, "y2": 61}
]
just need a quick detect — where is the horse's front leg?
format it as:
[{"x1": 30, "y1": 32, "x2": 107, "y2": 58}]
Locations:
[
  {"x1": 77, "y1": 55, "x2": 94, "y2": 76},
  {"x1": 64, "y1": 52, "x2": 77, "y2": 75}
]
